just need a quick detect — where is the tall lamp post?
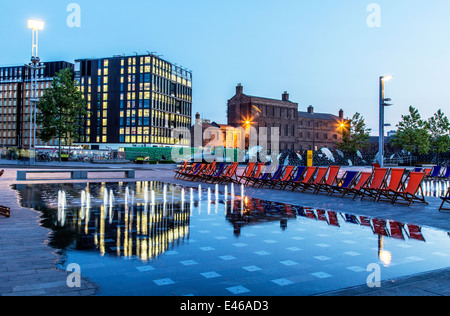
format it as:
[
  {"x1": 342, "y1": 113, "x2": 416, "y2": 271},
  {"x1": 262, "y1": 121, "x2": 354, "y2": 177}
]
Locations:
[
  {"x1": 379, "y1": 75, "x2": 393, "y2": 167},
  {"x1": 26, "y1": 19, "x2": 45, "y2": 165}
]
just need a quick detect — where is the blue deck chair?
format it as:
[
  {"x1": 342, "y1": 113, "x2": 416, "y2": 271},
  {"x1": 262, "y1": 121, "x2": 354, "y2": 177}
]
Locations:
[
  {"x1": 413, "y1": 167, "x2": 423, "y2": 172},
  {"x1": 258, "y1": 165, "x2": 284, "y2": 188},
  {"x1": 426, "y1": 166, "x2": 442, "y2": 179},
  {"x1": 438, "y1": 167, "x2": 450, "y2": 180},
  {"x1": 281, "y1": 166, "x2": 306, "y2": 190},
  {"x1": 327, "y1": 171, "x2": 359, "y2": 197}
]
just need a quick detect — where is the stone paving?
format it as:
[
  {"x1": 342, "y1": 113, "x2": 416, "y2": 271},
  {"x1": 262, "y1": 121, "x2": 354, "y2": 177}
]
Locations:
[{"x1": 0, "y1": 160, "x2": 449, "y2": 296}]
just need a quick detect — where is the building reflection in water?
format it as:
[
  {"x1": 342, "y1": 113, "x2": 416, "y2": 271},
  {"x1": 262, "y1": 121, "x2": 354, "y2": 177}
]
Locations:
[
  {"x1": 16, "y1": 181, "x2": 191, "y2": 262},
  {"x1": 14, "y1": 181, "x2": 439, "y2": 265}
]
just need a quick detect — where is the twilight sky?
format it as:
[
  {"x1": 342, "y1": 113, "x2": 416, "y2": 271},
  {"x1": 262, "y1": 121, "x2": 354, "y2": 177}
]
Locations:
[{"x1": 1, "y1": 0, "x2": 450, "y2": 135}]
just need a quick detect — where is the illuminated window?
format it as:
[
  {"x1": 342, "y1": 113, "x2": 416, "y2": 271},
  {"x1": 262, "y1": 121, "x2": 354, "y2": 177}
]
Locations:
[{"x1": 102, "y1": 136, "x2": 107, "y2": 143}]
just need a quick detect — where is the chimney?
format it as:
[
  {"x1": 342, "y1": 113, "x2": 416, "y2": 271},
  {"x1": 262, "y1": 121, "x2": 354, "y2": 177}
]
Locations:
[
  {"x1": 236, "y1": 83, "x2": 243, "y2": 95},
  {"x1": 195, "y1": 112, "x2": 201, "y2": 123},
  {"x1": 339, "y1": 109, "x2": 344, "y2": 119},
  {"x1": 282, "y1": 91, "x2": 289, "y2": 101},
  {"x1": 307, "y1": 105, "x2": 314, "y2": 114}
]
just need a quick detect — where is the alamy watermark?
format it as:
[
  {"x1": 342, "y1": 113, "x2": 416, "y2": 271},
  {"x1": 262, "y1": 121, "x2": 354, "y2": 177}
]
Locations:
[
  {"x1": 366, "y1": 3, "x2": 381, "y2": 28},
  {"x1": 66, "y1": 3, "x2": 81, "y2": 28},
  {"x1": 66, "y1": 263, "x2": 82, "y2": 288}
]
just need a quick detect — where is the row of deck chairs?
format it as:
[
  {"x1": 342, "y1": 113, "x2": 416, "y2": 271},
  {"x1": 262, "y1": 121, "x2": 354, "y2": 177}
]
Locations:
[
  {"x1": 238, "y1": 163, "x2": 428, "y2": 207},
  {"x1": 0, "y1": 170, "x2": 10, "y2": 218},
  {"x1": 414, "y1": 165, "x2": 450, "y2": 180},
  {"x1": 174, "y1": 162, "x2": 429, "y2": 207},
  {"x1": 174, "y1": 161, "x2": 240, "y2": 184}
]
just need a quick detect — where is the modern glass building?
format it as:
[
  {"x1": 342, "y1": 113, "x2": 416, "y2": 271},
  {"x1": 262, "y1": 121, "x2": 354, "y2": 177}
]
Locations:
[
  {"x1": 0, "y1": 61, "x2": 73, "y2": 148},
  {"x1": 75, "y1": 54, "x2": 193, "y2": 150}
]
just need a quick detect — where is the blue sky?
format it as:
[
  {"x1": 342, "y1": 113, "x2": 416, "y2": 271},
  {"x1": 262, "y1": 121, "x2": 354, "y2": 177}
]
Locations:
[{"x1": 1, "y1": 0, "x2": 450, "y2": 135}]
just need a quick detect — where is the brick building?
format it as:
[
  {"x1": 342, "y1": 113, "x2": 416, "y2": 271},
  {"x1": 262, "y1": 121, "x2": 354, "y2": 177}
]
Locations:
[{"x1": 227, "y1": 84, "x2": 347, "y2": 151}]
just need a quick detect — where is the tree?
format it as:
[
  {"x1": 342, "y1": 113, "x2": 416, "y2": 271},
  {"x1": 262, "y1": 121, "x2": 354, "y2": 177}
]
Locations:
[
  {"x1": 36, "y1": 68, "x2": 86, "y2": 161},
  {"x1": 337, "y1": 112, "x2": 371, "y2": 154},
  {"x1": 390, "y1": 106, "x2": 430, "y2": 155},
  {"x1": 426, "y1": 109, "x2": 450, "y2": 163}
]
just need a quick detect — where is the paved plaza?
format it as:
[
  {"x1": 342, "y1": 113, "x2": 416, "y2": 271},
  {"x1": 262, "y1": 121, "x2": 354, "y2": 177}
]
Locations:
[{"x1": 0, "y1": 160, "x2": 449, "y2": 296}]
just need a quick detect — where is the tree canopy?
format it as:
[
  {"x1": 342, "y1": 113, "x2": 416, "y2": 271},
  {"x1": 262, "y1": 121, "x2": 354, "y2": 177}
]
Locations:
[
  {"x1": 337, "y1": 112, "x2": 371, "y2": 154},
  {"x1": 36, "y1": 68, "x2": 86, "y2": 159}
]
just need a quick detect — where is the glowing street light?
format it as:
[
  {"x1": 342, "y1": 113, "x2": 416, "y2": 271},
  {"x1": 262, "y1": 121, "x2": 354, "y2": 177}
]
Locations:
[{"x1": 26, "y1": 19, "x2": 45, "y2": 165}]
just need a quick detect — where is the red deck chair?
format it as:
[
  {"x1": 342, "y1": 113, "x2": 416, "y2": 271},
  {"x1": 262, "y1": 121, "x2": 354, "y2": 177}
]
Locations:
[
  {"x1": 192, "y1": 161, "x2": 217, "y2": 182},
  {"x1": 218, "y1": 162, "x2": 240, "y2": 184},
  {"x1": 290, "y1": 167, "x2": 318, "y2": 191},
  {"x1": 313, "y1": 166, "x2": 341, "y2": 195},
  {"x1": 241, "y1": 163, "x2": 265, "y2": 186},
  {"x1": 177, "y1": 163, "x2": 199, "y2": 180},
  {"x1": 237, "y1": 162, "x2": 256, "y2": 183},
  {"x1": 183, "y1": 164, "x2": 208, "y2": 181},
  {"x1": 372, "y1": 218, "x2": 389, "y2": 237},
  {"x1": 281, "y1": 166, "x2": 307, "y2": 190},
  {"x1": 341, "y1": 172, "x2": 373, "y2": 199},
  {"x1": 173, "y1": 161, "x2": 189, "y2": 179},
  {"x1": 359, "y1": 168, "x2": 389, "y2": 200},
  {"x1": 390, "y1": 172, "x2": 428, "y2": 206},
  {"x1": 246, "y1": 164, "x2": 273, "y2": 187},
  {"x1": 270, "y1": 166, "x2": 295, "y2": 190},
  {"x1": 300, "y1": 167, "x2": 328, "y2": 193},
  {"x1": 375, "y1": 168, "x2": 406, "y2": 202},
  {"x1": 327, "y1": 211, "x2": 340, "y2": 227}
]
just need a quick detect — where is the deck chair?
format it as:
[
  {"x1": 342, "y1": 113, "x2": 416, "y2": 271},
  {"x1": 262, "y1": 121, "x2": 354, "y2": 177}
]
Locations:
[
  {"x1": 281, "y1": 166, "x2": 307, "y2": 190},
  {"x1": 426, "y1": 166, "x2": 442, "y2": 179},
  {"x1": 0, "y1": 205, "x2": 10, "y2": 218},
  {"x1": 438, "y1": 167, "x2": 450, "y2": 180},
  {"x1": 301, "y1": 167, "x2": 328, "y2": 193},
  {"x1": 439, "y1": 187, "x2": 450, "y2": 212},
  {"x1": 174, "y1": 161, "x2": 189, "y2": 179},
  {"x1": 422, "y1": 168, "x2": 432, "y2": 177},
  {"x1": 236, "y1": 162, "x2": 256, "y2": 184},
  {"x1": 391, "y1": 172, "x2": 428, "y2": 206},
  {"x1": 252, "y1": 165, "x2": 280, "y2": 187},
  {"x1": 204, "y1": 163, "x2": 226, "y2": 183},
  {"x1": 177, "y1": 163, "x2": 200, "y2": 180},
  {"x1": 183, "y1": 164, "x2": 207, "y2": 181},
  {"x1": 218, "y1": 162, "x2": 240, "y2": 184},
  {"x1": 240, "y1": 163, "x2": 265, "y2": 186},
  {"x1": 327, "y1": 171, "x2": 360, "y2": 197},
  {"x1": 341, "y1": 171, "x2": 373, "y2": 199},
  {"x1": 258, "y1": 165, "x2": 284, "y2": 188},
  {"x1": 290, "y1": 167, "x2": 317, "y2": 191},
  {"x1": 192, "y1": 161, "x2": 217, "y2": 182},
  {"x1": 313, "y1": 166, "x2": 341, "y2": 195},
  {"x1": 359, "y1": 168, "x2": 389, "y2": 201},
  {"x1": 245, "y1": 164, "x2": 271, "y2": 187},
  {"x1": 413, "y1": 167, "x2": 423, "y2": 172},
  {"x1": 375, "y1": 169, "x2": 406, "y2": 202},
  {"x1": 270, "y1": 165, "x2": 295, "y2": 190}
]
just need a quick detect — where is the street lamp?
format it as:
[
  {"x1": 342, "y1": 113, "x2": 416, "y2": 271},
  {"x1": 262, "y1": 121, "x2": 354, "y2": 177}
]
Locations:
[
  {"x1": 379, "y1": 75, "x2": 393, "y2": 167},
  {"x1": 27, "y1": 19, "x2": 45, "y2": 165}
]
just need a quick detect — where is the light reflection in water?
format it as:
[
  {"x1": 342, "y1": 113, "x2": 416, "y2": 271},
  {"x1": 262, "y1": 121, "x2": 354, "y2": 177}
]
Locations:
[{"x1": 14, "y1": 181, "x2": 449, "y2": 266}]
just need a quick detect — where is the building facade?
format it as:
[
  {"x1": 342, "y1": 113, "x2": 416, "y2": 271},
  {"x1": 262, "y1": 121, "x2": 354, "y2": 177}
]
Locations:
[
  {"x1": 227, "y1": 84, "x2": 347, "y2": 151},
  {"x1": 0, "y1": 61, "x2": 73, "y2": 148},
  {"x1": 74, "y1": 54, "x2": 192, "y2": 150}
]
